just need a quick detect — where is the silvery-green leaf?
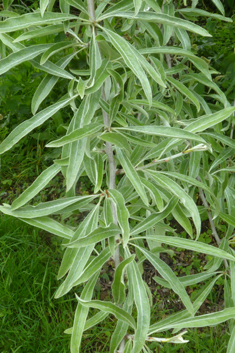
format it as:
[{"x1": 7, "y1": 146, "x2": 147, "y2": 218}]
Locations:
[
  {"x1": 116, "y1": 147, "x2": 149, "y2": 206},
  {"x1": 0, "y1": 95, "x2": 78, "y2": 154},
  {"x1": 131, "y1": 196, "x2": 178, "y2": 236},
  {"x1": 0, "y1": 12, "x2": 78, "y2": 33},
  {"x1": 178, "y1": 7, "x2": 231, "y2": 21},
  {"x1": 185, "y1": 107, "x2": 235, "y2": 133},
  {"x1": 112, "y1": 255, "x2": 135, "y2": 304},
  {"x1": 211, "y1": 0, "x2": 225, "y2": 15},
  {"x1": 19, "y1": 216, "x2": 74, "y2": 239},
  {"x1": 145, "y1": 171, "x2": 201, "y2": 238},
  {"x1": 0, "y1": 195, "x2": 97, "y2": 218},
  {"x1": 115, "y1": 125, "x2": 205, "y2": 143},
  {"x1": 32, "y1": 51, "x2": 78, "y2": 114},
  {"x1": 71, "y1": 272, "x2": 99, "y2": 353},
  {"x1": 129, "y1": 257, "x2": 150, "y2": 353},
  {"x1": 99, "y1": 12, "x2": 211, "y2": 37},
  {"x1": 99, "y1": 132, "x2": 131, "y2": 154},
  {"x1": 75, "y1": 297, "x2": 136, "y2": 329},
  {"x1": 102, "y1": 27, "x2": 152, "y2": 105},
  {"x1": 72, "y1": 247, "x2": 112, "y2": 287},
  {"x1": 11, "y1": 164, "x2": 60, "y2": 210},
  {"x1": 0, "y1": 44, "x2": 52, "y2": 75},
  {"x1": 46, "y1": 123, "x2": 102, "y2": 147},
  {"x1": 65, "y1": 223, "x2": 121, "y2": 248},
  {"x1": 167, "y1": 76, "x2": 200, "y2": 111},
  {"x1": 109, "y1": 189, "x2": 130, "y2": 247},
  {"x1": 40, "y1": 41, "x2": 75, "y2": 65},
  {"x1": 135, "y1": 245, "x2": 194, "y2": 315},
  {"x1": 130, "y1": 235, "x2": 235, "y2": 262}
]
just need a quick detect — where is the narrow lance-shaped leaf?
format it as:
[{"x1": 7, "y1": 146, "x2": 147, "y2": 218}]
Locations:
[
  {"x1": 116, "y1": 147, "x2": 149, "y2": 206},
  {"x1": 65, "y1": 223, "x2": 121, "y2": 248},
  {"x1": 185, "y1": 107, "x2": 235, "y2": 134},
  {"x1": 112, "y1": 255, "x2": 135, "y2": 304},
  {"x1": 129, "y1": 256, "x2": 150, "y2": 353},
  {"x1": 130, "y1": 235, "x2": 235, "y2": 262},
  {"x1": 134, "y1": 245, "x2": 194, "y2": 315},
  {"x1": 40, "y1": 0, "x2": 50, "y2": 17},
  {"x1": 109, "y1": 189, "x2": 130, "y2": 247},
  {"x1": 149, "y1": 275, "x2": 222, "y2": 334},
  {"x1": 0, "y1": 195, "x2": 97, "y2": 218},
  {"x1": 99, "y1": 12, "x2": 211, "y2": 37},
  {"x1": 32, "y1": 51, "x2": 78, "y2": 114},
  {"x1": 46, "y1": 123, "x2": 103, "y2": 147},
  {"x1": 167, "y1": 76, "x2": 200, "y2": 112},
  {"x1": 64, "y1": 311, "x2": 109, "y2": 334},
  {"x1": 0, "y1": 95, "x2": 78, "y2": 154},
  {"x1": 101, "y1": 27, "x2": 152, "y2": 105},
  {"x1": 115, "y1": 125, "x2": 206, "y2": 143},
  {"x1": 70, "y1": 272, "x2": 99, "y2": 353},
  {"x1": 165, "y1": 307, "x2": 235, "y2": 330},
  {"x1": 0, "y1": 12, "x2": 78, "y2": 33},
  {"x1": 0, "y1": 44, "x2": 52, "y2": 75},
  {"x1": 11, "y1": 164, "x2": 61, "y2": 210},
  {"x1": 75, "y1": 297, "x2": 136, "y2": 330},
  {"x1": 40, "y1": 41, "x2": 75, "y2": 65},
  {"x1": 19, "y1": 216, "x2": 74, "y2": 240},
  {"x1": 73, "y1": 247, "x2": 112, "y2": 287},
  {"x1": 145, "y1": 171, "x2": 201, "y2": 239},
  {"x1": 131, "y1": 196, "x2": 178, "y2": 236}
]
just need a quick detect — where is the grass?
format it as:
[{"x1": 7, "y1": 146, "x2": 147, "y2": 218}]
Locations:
[{"x1": 0, "y1": 214, "x2": 230, "y2": 353}]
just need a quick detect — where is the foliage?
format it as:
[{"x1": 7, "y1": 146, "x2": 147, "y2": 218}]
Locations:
[{"x1": 1, "y1": 1, "x2": 235, "y2": 353}]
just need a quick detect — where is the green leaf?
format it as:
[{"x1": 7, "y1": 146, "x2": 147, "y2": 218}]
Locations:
[
  {"x1": 40, "y1": 0, "x2": 50, "y2": 17},
  {"x1": 129, "y1": 257, "x2": 150, "y2": 353},
  {"x1": 99, "y1": 132, "x2": 131, "y2": 154},
  {"x1": 0, "y1": 195, "x2": 97, "y2": 218},
  {"x1": 168, "y1": 307, "x2": 235, "y2": 330},
  {"x1": 20, "y1": 216, "x2": 74, "y2": 239},
  {"x1": 202, "y1": 131, "x2": 235, "y2": 150},
  {"x1": 220, "y1": 213, "x2": 235, "y2": 228},
  {"x1": 211, "y1": 0, "x2": 225, "y2": 15},
  {"x1": 46, "y1": 123, "x2": 102, "y2": 147},
  {"x1": 133, "y1": 0, "x2": 142, "y2": 15},
  {"x1": 178, "y1": 8, "x2": 231, "y2": 22},
  {"x1": 64, "y1": 0, "x2": 88, "y2": 13},
  {"x1": 112, "y1": 255, "x2": 135, "y2": 304},
  {"x1": 73, "y1": 247, "x2": 112, "y2": 287},
  {"x1": 0, "y1": 95, "x2": 78, "y2": 154},
  {"x1": 130, "y1": 235, "x2": 235, "y2": 262},
  {"x1": 75, "y1": 297, "x2": 136, "y2": 330},
  {"x1": 145, "y1": 171, "x2": 201, "y2": 238},
  {"x1": 32, "y1": 52, "x2": 77, "y2": 114},
  {"x1": 109, "y1": 189, "x2": 130, "y2": 247},
  {"x1": 40, "y1": 41, "x2": 75, "y2": 65},
  {"x1": 99, "y1": 12, "x2": 211, "y2": 37},
  {"x1": 65, "y1": 223, "x2": 121, "y2": 248},
  {"x1": 167, "y1": 76, "x2": 200, "y2": 111},
  {"x1": 14, "y1": 24, "x2": 64, "y2": 42},
  {"x1": 227, "y1": 326, "x2": 235, "y2": 353},
  {"x1": 115, "y1": 125, "x2": 205, "y2": 143},
  {"x1": 116, "y1": 147, "x2": 149, "y2": 206},
  {"x1": 11, "y1": 164, "x2": 60, "y2": 210},
  {"x1": 135, "y1": 245, "x2": 194, "y2": 315},
  {"x1": 131, "y1": 196, "x2": 178, "y2": 236},
  {"x1": 0, "y1": 44, "x2": 52, "y2": 75},
  {"x1": 185, "y1": 107, "x2": 235, "y2": 133},
  {"x1": 149, "y1": 275, "x2": 222, "y2": 334},
  {"x1": 99, "y1": 0, "x2": 133, "y2": 19},
  {"x1": 70, "y1": 272, "x2": 99, "y2": 353},
  {"x1": 129, "y1": 99, "x2": 175, "y2": 115},
  {"x1": 0, "y1": 12, "x2": 78, "y2": 33},
  {"x1": 101, "y1": 28, "x2": 152, "y2": 105}
]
